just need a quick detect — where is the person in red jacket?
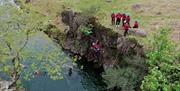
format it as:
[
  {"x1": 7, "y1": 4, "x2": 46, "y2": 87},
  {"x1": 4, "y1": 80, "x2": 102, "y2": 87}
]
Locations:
[
  {"x1": 133, "y1": 21, "x2": 139, "y2": 28},
  {"x1": 124, "y1": 22, "x2": 129, "y2": 36},
  {"x1": 94, "y1": 40, "x2": 100, "y2": 50},
  {"x1": 92, "y1": 40, "x2": 100, "y2": 60},
  {"x1": 126, "y1": 15, "x2": 131, "y2": 27},
  {"x1": 122, "y1": 13, "x2": 126, "y2": 26},
  {"x1": 116, "y1": 13, "x2": 122, "y2": 27},
  {"x1": 35, "y1": 70, "x2": 40, "y2": 76},
  {"x1": 111, "y1": 13, "x2": 116, "y2": 25}
]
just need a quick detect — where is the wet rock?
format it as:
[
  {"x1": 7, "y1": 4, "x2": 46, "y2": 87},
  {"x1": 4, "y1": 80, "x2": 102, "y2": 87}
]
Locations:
[{"x1": 0, "y1": 81, "x2": 15, "y2": 91}]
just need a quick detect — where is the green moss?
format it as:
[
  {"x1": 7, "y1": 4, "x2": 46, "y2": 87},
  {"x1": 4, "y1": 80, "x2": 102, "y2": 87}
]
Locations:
[{"x1": 79, "y1": 25, "x2": 93, "y2": 36}]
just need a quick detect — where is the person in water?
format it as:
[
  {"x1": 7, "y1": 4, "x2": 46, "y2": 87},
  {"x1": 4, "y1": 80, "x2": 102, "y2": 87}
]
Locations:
[
  {"x1": 35, "y1": 70, "x2": 40, "y2": 76},
  {"x1": 68, "y1": 68, "x2": 72, "y2": 76}
]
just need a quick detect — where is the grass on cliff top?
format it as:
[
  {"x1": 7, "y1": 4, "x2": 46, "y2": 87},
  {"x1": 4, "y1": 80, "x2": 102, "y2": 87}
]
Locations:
[{"x1": 29, "y1": 0, "x2": 180, "y2": 45}]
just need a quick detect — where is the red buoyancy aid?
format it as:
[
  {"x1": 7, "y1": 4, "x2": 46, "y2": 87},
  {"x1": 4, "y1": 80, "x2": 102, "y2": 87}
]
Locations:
[
  {"x1": 116, "y1": 13, "x2": 122, "y2": 18},
  {"x1": 35, "y1": 70, "x2": 40, "y2": 75},
  {"x1": 94, "y1": 44, "x2": 100, "y2": 49},
  {"x1": 95, "y1": 40, "x2": 100, "y2": 49},
  {"x1": 126, "y1": 15, "x2": 130, "y2": 23},
  {"x1": 122, "y1": 14, "x2": 126, "y2": 20},
  {"x1": 133, "y1": 21, "x2": 139, "y2": 28},
  {"x1": 92, "y1": 40, "x2": 100, "y2": 49},
  {"x1": 115, "y1": 14, "x2": 118, "y2": 18},
  {"x1": 111, "y1": 13, "x2": 116, "y2": 19},
  {"x1": 124, "y1": 23, "x2": 129, "y2": 30}
]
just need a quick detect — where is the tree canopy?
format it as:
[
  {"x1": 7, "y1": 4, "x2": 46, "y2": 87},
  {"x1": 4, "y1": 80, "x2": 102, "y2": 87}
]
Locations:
[
  {"x1": 141, "y1": 27, "x2": 180, "y2": 91},
  {"x1": 0, "y1": 1, "x2": 67, "y2": 88}
]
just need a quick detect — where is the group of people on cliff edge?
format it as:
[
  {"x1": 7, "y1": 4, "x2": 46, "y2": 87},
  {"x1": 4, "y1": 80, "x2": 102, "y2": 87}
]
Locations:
[
  {"x1": 89, "y1": 12, "x2": 140, "y2": 62},
  {"x1": 111, "y1": 12, "x2": 139, "y2": 36}
]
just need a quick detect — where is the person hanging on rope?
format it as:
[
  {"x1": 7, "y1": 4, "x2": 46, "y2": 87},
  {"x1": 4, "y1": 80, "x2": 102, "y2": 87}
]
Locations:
[{"x1": 92, "y1": 40, "x2": 100, "y2": 60}]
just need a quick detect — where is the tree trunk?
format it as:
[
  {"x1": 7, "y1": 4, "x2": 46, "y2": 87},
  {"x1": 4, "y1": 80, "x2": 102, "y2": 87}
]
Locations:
[{"x1": 9, "y1": 56, "x2": 20, "y2": 89}]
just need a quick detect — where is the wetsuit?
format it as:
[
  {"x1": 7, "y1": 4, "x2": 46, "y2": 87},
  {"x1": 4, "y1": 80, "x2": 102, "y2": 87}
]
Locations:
[
  {"x1": 133, "y1": 21, "x2": 139, "y2": 28},
  {"x1": 116, "y1": 13, "x2": 121, "y2": 25},
  {"x1": 122, "y1": 14, "x2": 126, "y2": 26},
  {"x1": 124, "y1": 23, "x2": 129, "y2": 36},
  {"x1": 111, "y1": 13, "x2": 116, "y2": 25},
  {"x1": 126, "y1": 15, "x2": 131, "y2": 27},
  {"x1": 94, "y1": 41, "x2": 100, "y2": 53},
  {"x1": 92, "y1": 40, "x2": 100, "y2": 60}
]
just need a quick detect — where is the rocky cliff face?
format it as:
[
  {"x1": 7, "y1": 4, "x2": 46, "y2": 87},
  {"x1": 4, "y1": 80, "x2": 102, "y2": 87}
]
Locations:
[
  {"x1": 0, "y1": 80, "x2": 26, "y2": 91},
  {"x1": 52, "y1": 10, "x2": 145, "y2": 69}
]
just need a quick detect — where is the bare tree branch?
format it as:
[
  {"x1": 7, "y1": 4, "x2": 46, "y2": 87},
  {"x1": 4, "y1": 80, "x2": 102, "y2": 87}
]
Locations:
[
  {"x1": 18, "y1": 30, "x2": 30, "y2": 53},
  {"x1": 5, "y1": 40, "x2": 12, "y2": 52}
]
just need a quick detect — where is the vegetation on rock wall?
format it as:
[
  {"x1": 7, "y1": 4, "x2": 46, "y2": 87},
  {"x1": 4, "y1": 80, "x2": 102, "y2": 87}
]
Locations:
[
  {"x1": 102, "y1": 56, "x2": 147, "y2": 91},
  {"x1": 79, "y1": 24, "x2": 93, "y2": 36}
]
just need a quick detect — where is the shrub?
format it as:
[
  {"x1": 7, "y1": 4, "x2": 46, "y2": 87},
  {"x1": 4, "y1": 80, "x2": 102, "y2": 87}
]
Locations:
[
  {"x1": 141, "y1": 27, "x2": 180, "y2": 91},
  {"x1": 102, "y1": 56, "x2": 146, "y2": 91},
  {"x1": 79, "y1": 24, "x2": 93, "y2": 36},
  {"x1": 102, "y1": 67, "x2": 144, "y2": 91}
]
